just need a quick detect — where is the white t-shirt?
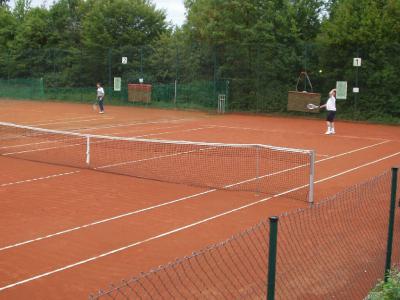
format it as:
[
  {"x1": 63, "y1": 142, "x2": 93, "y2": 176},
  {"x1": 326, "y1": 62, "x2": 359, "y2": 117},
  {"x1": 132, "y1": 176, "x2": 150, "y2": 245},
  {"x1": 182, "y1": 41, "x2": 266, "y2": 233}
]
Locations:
[
  {"x1": 97, "y1": 87, "x2": 105, "y2": 97},
  {"x1": 326, "y1": 95, "x2": 336, "y2": 111}
]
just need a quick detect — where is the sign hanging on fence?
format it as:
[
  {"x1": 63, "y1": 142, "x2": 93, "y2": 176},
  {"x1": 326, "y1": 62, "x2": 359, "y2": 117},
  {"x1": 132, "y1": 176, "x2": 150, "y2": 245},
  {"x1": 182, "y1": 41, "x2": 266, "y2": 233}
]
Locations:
[
  {"x1": 122, "y1": 57, "x2": 128, "y2": 64},
  {"x1": 336, "y1": 81, "x2": 348, "y2": 99},
  {"x1": 353, "y1": 58, "x2": 362, "y2": 67},
  {"x1": 114, "y1": 77, "x2": 121, "y2": 91}
]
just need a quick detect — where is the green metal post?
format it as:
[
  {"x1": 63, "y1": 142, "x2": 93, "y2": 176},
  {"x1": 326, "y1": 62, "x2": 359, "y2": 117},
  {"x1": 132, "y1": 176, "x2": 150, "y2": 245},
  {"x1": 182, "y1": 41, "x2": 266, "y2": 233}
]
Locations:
[
  {"x1": 267, "y1": 216, "x2": 279, "y2": 300},
  {"x1": 213, "y1": 45, "x2": 217, "y2": 101},
  {"x1": 385, "y1": 167, "x2": 398, "y2": 282},
  {"x1": 140, "y1": 47, "x2": 144, "y2": 79},
  {"x1": 108, "y1": 48, "x2": 112, "y2": 101}
]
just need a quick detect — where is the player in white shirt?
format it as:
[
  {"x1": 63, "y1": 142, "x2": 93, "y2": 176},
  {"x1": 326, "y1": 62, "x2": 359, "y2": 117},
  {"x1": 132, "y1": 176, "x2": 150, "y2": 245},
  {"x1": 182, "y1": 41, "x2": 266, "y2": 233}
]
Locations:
[
  {"x1": 319, "y1": 89, "x2": 336, "y2": 135},
  {"x1": 96, "y1": 83, "x2": 105, "y2": 114}
]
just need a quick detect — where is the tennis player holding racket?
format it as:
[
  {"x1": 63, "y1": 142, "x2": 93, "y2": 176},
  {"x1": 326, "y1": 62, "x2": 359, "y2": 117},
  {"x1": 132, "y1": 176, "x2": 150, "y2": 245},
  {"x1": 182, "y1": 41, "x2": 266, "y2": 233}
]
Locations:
[
  {"x1": 96, "y1": 83, "x2": 105, "y2": 114},
  {"x1": 319, "y1": 88, "x2": 336, "y2": 135}
]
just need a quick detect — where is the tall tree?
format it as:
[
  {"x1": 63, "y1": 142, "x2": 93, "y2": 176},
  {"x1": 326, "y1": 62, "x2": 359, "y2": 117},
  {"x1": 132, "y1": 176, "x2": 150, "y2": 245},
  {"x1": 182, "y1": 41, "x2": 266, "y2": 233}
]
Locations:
[
  {"x1": 80, "y1": 0, "x2": 167, "y2": 84},
  {"x1": 13, "y1": 0, "x2": 31, "y2": 20},
  {"x1": 317, "y1": 0, "x2": 400, "y2": 116},
  {"x1": 0, "y1": 6, "x2": 16, "y2": 77},
  {"x1": 0, "y1": 0, "x2": 9, "y2": 7},
  {"x1": 10, "y1": 7, "x2": 51, "y2": 77},
  {"x1": 184, "y1": 0, "x2": 302, "y2": 111}
]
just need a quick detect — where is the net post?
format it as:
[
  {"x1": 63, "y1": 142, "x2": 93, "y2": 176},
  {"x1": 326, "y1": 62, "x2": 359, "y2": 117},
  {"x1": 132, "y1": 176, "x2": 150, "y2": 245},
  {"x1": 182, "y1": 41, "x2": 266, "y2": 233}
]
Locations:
[
  {"x1": 308, "y1": 150, "x2": 315, "y2": 206},
  {"x1": 86, "y1": 136, "x2": 90, "y2": 166},
  {"x1": 267, "y1": 216, "x2": 279, "y2": 300},
  {"x1": 385, "y1": 167, "x2": 398, "y2": 282}
]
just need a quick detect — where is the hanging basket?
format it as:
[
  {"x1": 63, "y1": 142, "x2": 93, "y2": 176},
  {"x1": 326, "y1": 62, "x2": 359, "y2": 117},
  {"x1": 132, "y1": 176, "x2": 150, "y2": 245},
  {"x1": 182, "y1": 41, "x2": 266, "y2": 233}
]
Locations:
[{"x1": 287, "y1": 72, "x2": 321, "y2": 113}]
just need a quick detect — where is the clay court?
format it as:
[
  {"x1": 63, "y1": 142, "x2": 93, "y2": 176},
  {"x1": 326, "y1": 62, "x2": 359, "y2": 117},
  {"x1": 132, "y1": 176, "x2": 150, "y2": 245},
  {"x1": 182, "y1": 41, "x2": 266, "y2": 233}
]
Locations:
[{"x1": 0, "y1": 99, "x2": 399, "y2": 299}]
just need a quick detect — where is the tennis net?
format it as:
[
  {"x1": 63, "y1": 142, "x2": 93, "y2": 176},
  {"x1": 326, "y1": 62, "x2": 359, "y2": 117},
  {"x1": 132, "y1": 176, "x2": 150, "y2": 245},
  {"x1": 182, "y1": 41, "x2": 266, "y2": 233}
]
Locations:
[{"x1": 0, "y1": 122, "x2": 315, "y2": 203}]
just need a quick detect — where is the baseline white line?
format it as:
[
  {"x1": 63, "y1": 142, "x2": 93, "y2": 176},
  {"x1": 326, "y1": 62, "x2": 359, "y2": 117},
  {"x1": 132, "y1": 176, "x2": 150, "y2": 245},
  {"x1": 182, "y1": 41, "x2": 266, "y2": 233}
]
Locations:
[
  {"x1": 211, "y1": 125, "x2": 390, "y2": 142},
  {"x1": 0, "y1": 171, "x2": 80, "y2": 187},
  {"x1": 0, "y1": 139, "x2": 391, "y2": 251},
  {"x1": 1, "y1": 150, "x2": 399, "y2": 292}
]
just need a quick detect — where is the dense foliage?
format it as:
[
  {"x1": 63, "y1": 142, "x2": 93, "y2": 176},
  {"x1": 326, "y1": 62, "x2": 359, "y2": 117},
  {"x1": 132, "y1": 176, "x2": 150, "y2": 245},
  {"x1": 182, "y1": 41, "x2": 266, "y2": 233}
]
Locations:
[
  {"x1": 0, "y1": 0, "x2": 399, "y2": 121},
  {"x1": 368, "y1": 268, "x2": 400, "y2": 300}
]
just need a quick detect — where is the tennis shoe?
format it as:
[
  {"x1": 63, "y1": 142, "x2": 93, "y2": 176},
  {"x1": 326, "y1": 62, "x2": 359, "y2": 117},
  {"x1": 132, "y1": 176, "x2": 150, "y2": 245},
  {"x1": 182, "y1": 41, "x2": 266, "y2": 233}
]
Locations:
[
  {"x1": 99, "y1": 111, "x2": 104, "y2": 114},
  {"x1": 324, "y1": 130, "x2": 331, "y2": 135},
  {"x1": 330, "y1": 130, "x2": 335, "y2": 134}
]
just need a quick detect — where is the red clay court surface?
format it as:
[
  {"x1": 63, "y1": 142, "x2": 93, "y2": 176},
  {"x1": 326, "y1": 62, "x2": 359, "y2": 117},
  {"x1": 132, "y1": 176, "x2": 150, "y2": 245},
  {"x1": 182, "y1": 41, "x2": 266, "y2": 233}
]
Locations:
[{"x1": 0, "y1": 99, "x2": 399, "y2": 299}]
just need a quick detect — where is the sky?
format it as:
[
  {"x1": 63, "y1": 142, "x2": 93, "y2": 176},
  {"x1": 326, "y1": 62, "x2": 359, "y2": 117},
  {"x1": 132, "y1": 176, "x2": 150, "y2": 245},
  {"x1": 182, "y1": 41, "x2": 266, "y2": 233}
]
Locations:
[{"x1": 14, "y1": 0, "x2": 186, "y2": 26}]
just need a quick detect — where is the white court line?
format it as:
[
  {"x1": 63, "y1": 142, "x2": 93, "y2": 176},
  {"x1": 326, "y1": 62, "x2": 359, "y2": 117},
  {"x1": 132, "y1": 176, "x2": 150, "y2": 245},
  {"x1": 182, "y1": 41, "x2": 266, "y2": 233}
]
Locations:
[
  {"x1": 0, "y1": 125, "x2": 213, "y2": 156},
  {"x1": 30, "y1": 117, "x2": 114, "y2": 127},
  {"x1": 314, "y1": 151, "x2": 400, "y2": 184},
  {"x1": 0, "y1": 139, "x2": 391, "y2": 252},
  {"x1": 76, "y1": 118, "x2": 195, "y2": 132},
  {"x1": 316, "y1": 140, "x2": 390, "y2": 163},
  {"x1": 95, "y1": 146, "x2": 217, "y2": 170},
  {"x1": 0, "y1": 124, "x2": 189, "y2": 150},
  {"x1": 2, "y1": 141, "x2": 86, "y2": 156},
  {"x1": 0, "y1": 190, "x2": 216, "y2": 252},
  {"x1": 0, "y1": 171, "x2": 80, "y2": 187},
  {"x1": 94, "y1": 140, "x2": 389, "y2": 172},
  {"x1": 25, "y1": 116, "x2": 99, "y2": 126},
  {"x1": 132, "y1": 126, "x2": 214, "y2": 138},
  {"x1": 211, "y1": 125, "x2": 390, "y2": 142},
  {"x1": 1, "y1": 139, "x2": 73, "y2": 150},
  {"x1": 0, "y1": 150, "x2": 399, "y2": 292},
  {"x1": 84, "y1": 125, "x2": 210, "y2": 139}
]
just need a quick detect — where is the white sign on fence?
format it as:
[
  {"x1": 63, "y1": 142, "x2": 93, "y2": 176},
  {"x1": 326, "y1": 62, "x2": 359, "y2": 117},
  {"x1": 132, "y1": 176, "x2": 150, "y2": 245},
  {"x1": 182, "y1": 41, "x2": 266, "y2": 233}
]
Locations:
[
  {"x1": 336, "y1": 81, "x2": 348, "y2": 100},
  {"x1": 114, "y1": 77, "x2": 121, "y2": 91}
]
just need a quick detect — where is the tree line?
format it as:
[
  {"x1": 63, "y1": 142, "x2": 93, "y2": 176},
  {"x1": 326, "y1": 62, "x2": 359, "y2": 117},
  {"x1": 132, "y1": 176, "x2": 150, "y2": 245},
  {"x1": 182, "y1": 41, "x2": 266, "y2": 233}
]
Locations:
[{"x1": 0, "y1": 0, "x2": 399, "y2": 120}]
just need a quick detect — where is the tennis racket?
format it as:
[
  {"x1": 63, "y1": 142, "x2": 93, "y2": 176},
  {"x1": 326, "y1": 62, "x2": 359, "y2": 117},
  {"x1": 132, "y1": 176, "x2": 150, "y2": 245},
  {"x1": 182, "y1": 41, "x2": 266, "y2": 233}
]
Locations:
[
  {"x1": 92, "y1": 99, "x2": 99, "y2": 111},
  {"x1": 307, "y1": 103, "x2": 319, "y2": 110}
]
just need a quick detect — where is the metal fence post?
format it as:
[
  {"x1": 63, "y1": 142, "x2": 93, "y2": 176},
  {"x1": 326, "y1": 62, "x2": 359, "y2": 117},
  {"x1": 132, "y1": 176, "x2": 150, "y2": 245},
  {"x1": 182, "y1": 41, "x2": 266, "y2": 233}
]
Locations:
[
  {"x1": 267, "y1": 216, "x2": 279, "y2": 300},
  {"x1": 385, "y1": 167, "x2": 398, "y2": 282},
  {"x1": 108, "y1": 48, "x2": 112, "y2": 102}
]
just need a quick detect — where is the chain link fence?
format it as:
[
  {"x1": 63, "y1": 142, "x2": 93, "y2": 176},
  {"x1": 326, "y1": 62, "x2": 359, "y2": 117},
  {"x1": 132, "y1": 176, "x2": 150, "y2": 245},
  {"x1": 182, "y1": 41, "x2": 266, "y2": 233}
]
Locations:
[{"x1": 90, "y1": 169, "x2": 399, "y2": 299}]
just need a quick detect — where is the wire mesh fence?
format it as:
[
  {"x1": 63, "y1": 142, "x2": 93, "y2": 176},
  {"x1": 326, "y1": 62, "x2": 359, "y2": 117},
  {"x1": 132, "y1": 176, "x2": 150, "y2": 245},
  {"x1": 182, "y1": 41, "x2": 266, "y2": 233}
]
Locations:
[
  {"x1": 2, "y1": 44, "x2": 398, "y2": 120},
  {"x1": 90, "y1": 169, "x2": 399, "y2": 299}
]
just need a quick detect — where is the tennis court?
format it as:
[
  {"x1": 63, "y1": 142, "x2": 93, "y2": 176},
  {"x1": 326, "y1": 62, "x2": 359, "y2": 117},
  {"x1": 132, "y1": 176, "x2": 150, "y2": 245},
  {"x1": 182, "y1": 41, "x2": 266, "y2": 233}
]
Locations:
[{"x1": 0, "y1": 99, "x2": 399, "y2": 299}]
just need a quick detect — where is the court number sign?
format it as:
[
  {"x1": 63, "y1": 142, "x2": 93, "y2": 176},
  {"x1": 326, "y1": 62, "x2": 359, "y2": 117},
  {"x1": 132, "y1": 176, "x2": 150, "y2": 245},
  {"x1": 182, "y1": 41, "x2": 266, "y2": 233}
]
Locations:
[
  {"x1": 122, "y1": 57, "x2": 128, "y2": 64},
  {"x1": 353, "y1": 58, "x2": 362, "y2": 67}
]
